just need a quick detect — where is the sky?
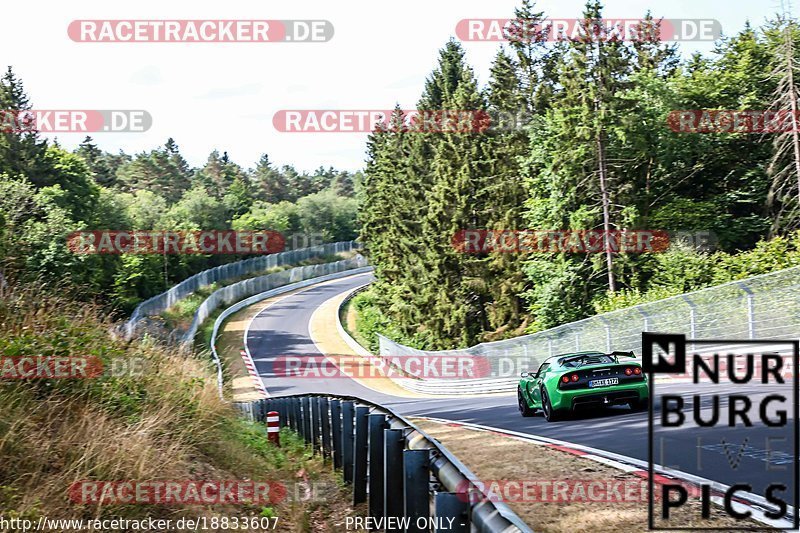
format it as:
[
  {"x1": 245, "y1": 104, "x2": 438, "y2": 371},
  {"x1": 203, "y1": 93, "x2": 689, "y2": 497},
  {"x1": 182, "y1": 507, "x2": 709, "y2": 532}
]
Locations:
[{"x1": 4, "y1": 0, "x2": 796, "y2": 173}]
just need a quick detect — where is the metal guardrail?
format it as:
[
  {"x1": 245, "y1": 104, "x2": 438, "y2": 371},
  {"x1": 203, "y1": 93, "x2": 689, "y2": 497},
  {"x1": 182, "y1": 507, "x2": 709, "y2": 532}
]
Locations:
[
  {"x1": 183, "y1": 253, "x2": 367, "y2": 345},
  {"x1": 124, "y1": 241, "x2": 359, "y2": 340},
  {"x1": 209, "y1": 265, "x2": 373, "y2": 398},
  {"x1": 378, "y1": 265, "x2": 800, "y2": 394},
  {"x1": 234, "y1": 394, "x2": 532, "y2": 533}
]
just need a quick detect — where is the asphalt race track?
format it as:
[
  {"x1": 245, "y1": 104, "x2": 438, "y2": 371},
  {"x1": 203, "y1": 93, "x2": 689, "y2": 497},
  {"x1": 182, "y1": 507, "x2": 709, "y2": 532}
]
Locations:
[{"x1": 245, "y1": 273, "x2": 797, "y2": 510}]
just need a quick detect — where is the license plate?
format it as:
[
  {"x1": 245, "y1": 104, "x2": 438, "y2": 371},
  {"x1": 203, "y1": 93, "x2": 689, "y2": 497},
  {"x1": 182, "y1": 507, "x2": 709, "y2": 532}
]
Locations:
[{"x1": 589, "y1": 378, "x2": 618, "y2": 388}]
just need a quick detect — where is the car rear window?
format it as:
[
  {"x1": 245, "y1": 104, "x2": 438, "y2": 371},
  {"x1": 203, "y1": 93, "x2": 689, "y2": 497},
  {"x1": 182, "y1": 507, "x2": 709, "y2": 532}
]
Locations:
[{"x1": 561, "y1": 354, "x2": 615, "y2": 367}]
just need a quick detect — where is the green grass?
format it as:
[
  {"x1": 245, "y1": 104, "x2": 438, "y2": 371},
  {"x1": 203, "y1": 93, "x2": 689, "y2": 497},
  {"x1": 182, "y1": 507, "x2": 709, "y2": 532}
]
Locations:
[
  {"x1": 347, "y1": 288, "x2": 423, "y2": 352},
  {"x1": 163, "y1": 252, "x2": 351, "y2": 340},
  {"x1": 159, "y1": 283, "x2": 220, "y2": 329}
]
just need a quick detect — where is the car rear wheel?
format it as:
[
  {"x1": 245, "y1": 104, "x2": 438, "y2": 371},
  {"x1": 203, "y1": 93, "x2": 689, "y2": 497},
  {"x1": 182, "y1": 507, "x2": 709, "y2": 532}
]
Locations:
[
  {"x1": 541, "y1": 388, "x2": 563, "y2": 422},
  {"x1": 629, "y1": 398, "x2": 649, "y2": 412},
  {"x1": 518, "y1": 387, "x2": 535, "y2": 417}
]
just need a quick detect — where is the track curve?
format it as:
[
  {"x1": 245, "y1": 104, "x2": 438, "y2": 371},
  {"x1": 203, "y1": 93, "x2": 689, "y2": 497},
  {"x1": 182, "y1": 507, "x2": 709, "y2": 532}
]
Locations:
[{"x1": 245, "y1": 273, "x2": 796, "y2": 508}]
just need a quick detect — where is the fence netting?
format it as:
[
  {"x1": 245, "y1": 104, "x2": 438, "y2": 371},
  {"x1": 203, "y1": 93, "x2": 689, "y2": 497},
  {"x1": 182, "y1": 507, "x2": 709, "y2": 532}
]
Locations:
[{"x1": 380, "y1": 266, "x2": 800, "y2": 382}]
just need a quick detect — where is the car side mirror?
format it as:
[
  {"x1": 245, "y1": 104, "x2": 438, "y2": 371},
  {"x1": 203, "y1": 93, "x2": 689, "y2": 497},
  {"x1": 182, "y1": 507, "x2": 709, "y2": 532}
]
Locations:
[{"x1": 520, "y1": 372, "x2": 529, "y2": 378}]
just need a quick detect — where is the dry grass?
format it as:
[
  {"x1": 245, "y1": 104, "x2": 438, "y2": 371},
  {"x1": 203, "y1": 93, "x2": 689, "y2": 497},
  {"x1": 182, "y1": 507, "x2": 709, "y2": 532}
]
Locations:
[
  {"x1": 0, "y1": 282, "x2": 361, "y2": 531},
  {"x1": 412, "y1": 419, "x2": 765, "y2": 533}
]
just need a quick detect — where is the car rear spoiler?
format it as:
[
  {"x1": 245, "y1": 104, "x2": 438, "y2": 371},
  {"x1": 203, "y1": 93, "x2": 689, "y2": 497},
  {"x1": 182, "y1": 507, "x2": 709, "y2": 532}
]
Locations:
[{"x1": 610, "y1": 351, "x2": 636, "y2": 358}]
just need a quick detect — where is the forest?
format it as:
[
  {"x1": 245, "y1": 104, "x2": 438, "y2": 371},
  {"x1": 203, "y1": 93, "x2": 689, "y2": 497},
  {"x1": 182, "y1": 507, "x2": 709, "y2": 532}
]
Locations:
[
  {"x1": 0, "y1": 67, "x2": 359, "y2": 312},
  {"x1": 357, "y1": 0, "x2": 800, "y2": 349}
]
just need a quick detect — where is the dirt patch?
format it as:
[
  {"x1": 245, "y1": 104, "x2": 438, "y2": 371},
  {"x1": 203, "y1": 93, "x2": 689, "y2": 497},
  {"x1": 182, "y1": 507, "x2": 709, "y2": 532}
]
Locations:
[{"x1": 411, "y1": 419, "x2": 765, "y2": 533}]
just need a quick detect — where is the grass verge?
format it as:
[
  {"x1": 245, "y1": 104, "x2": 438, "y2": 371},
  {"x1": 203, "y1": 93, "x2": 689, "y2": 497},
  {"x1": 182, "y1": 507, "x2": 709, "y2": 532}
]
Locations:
[
  {"x1": 411, "y1": 418, "x2": 765, "y2": 533},
  {"x1": 0, "y1": 280, "x2": 364, "y2": 531}
]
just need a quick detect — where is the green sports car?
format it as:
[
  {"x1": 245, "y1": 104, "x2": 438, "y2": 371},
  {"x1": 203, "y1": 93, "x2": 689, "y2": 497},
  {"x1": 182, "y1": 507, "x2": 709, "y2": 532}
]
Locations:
[{"x1": 517, "y1": 351, "x2": 649, "y2": 421}]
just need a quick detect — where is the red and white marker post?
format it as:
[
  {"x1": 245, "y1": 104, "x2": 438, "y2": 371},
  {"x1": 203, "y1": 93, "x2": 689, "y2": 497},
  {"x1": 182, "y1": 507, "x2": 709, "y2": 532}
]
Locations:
[{"x1": 267, "y1": 410, "x2": 280, "y2": 447}]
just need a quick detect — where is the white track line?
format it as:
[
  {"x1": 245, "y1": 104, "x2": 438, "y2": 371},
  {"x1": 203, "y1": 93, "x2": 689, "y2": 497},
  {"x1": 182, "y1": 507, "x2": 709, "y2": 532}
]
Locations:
[
  {"x1": 415, "y1": 416, "x2": 796, "y2": 531},
  {"x1": 243, "y1": 273, "x2": 373, "y2": 397}
]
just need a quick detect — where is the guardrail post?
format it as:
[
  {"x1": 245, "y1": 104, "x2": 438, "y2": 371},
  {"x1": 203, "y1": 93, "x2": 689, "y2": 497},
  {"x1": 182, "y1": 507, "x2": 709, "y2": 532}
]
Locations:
[
  {"x1": 368, "y1": 414, "x2": 388, "y2": 528},
  {"x1": 384, "y1": 429, "x2": 405, "y2": 527},
  {"x1": 331, "y1": 399, "x2": 342, "y2": 469},
  {"x1": 681, "y1": 295, "x2": 697, "y2": 340},
  {"x1": 638, "y1": 308, "x2": 650, "y2": 332},
  {"x1": 598, "y1": 317, "x2": 612, "y2": 352},
  {"x1": 312, "y1": 397, "x2": 322, "y2": 454},
  {"x1": 278, "y1": 398, "x2": 286, "y2": 427},
  {"x1": 353, "y1": 406, "x2": 370, "y2": 505},
  {"x1": 404, "y1": 449, "x2": 430, "y2": 533},
  {"x1": 682, "y1": 295, "x2": 698, "y2": 353},
  {"x1": 302, "y1": 397, "x2": 312, "y2": 444},
  {"x1": 434, "y1": 492, "x2": 469, "y2": 533},
  {"x1": 293, "y1": 397, "x2": 301, "y2": 433},
  {"x1": 342, "y1": 401, "x2": 355, "y2": 484},
  {"x1": 321, "y1": 397, "x2": 331, "y2": 462},
  {"x1": 296, "y1": 398, "x2": 304, "y2": 440},
  {"x1": 737, "y1": 282, "x2": 756, "y2": 339}
]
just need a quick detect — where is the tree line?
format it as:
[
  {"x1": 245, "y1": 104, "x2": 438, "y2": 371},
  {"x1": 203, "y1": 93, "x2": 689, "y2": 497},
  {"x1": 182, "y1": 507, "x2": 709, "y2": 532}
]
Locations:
[
  {"x1": 0, "y1": 67, "x2": 360, "y2": 313},
  {"x1": 359, "y1": 0, "x2": 800, "y2": 349}
]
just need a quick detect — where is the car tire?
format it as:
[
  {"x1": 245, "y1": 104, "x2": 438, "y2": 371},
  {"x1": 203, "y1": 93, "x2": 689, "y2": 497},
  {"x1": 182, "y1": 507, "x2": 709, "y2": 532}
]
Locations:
[
  {"x1": 518, "y1": 387, "x2": 535, "y2": 417},
  {"x1": 630, "y1": 398, "x2": 649, "y2": 411},
  {"x1": 541, "y1": 388, "x2": 563, "y2": 422}
]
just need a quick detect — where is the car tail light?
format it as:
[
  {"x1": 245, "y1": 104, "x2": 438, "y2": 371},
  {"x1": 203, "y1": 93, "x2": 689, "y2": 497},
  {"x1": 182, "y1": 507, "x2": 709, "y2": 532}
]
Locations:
[
  {"x1": 570, "y1": 374, "x2": 579, "y2": 382},
  {"x1": 634, "y1": 367, "x2": 641, "y2": 375},
  {"x1": 562, "y1": 375, "x2": 569, "y2": 383},
  {"x1": 624, "y1": 367, "x2": 633, "y2": 376}
]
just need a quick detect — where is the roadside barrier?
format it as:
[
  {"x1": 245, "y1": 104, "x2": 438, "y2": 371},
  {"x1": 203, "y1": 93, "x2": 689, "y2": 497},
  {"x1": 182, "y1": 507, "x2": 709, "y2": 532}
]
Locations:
[
  {"x1": 124, "y1": 241, "x2": 360, "y2": 340},
  {"x1": 366, "y1": 265, "x2": 800, "y2": 395},
  {"x1": 234, "y1": 394, "x2": 533, "y2": 533}
]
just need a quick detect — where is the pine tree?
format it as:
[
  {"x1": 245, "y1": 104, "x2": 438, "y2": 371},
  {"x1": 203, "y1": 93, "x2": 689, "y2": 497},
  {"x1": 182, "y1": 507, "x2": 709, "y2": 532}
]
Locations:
[
  {"x1": 766, "y1": 14, "x2": 800, "y2": 232},
  {"x1": 480, "y1": 50, "x2": 530, "y2": 336},
  {"x1": 413, "y1": 40, "x2": 492, "y2": 347},
  {"x1": 76, "y1": 136, "x2": 114, "y2": 186},
  {"x1": 0, "y1": 67, "x2": 48, "y2": 184},
  {"x1": 330, "y1": 171, "x2": 355, "y2": 197},
  {"x1": 252, "y1": 154, "x2": 291, "y2": 203},
  {"x1": 116, "y1": 140, "x2": 192, "y2": 203},
  {"x1": 361, "y1": 107, "x2": 414, "y2": 321},
  {"x1": 194, "y1": 150, "x2": 245, "y2": 198}
]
